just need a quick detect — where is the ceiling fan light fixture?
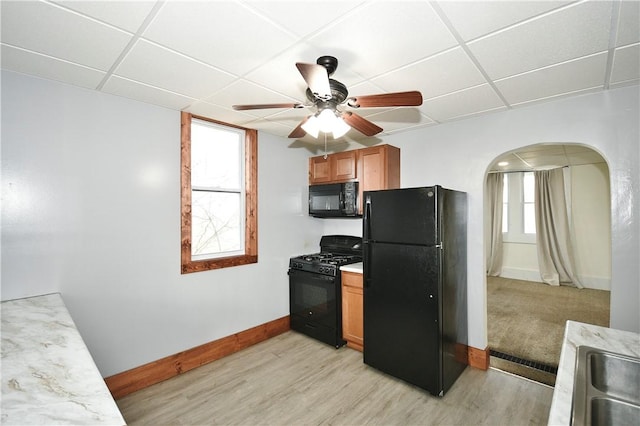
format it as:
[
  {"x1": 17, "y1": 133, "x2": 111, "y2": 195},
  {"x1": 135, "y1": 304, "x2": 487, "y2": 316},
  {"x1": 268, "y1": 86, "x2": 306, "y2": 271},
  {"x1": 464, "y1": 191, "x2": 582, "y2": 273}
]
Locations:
[
  {"x1": 317, "y1": 108, "x2": 338, "y2": 133},
  {"x1": 332, "y1": 116, "x2": 351, "y2": 138},
  {"x1": 301, "y1": 108, "x2": 351, "y2": 139},
  {"x1": 301, "y1": 115, "x2": 320, "y2": 138}
]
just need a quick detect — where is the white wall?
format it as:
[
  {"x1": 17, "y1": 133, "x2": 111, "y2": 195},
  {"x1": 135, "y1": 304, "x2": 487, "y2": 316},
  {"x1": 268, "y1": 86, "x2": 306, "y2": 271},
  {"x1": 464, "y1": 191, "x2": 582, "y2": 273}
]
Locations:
[
  {"x1": 572, "y1": 162, "x2": 612, "y2": 289},
  {"x1": 1, "y1": 70, "x2": 322, "y2": 376}
]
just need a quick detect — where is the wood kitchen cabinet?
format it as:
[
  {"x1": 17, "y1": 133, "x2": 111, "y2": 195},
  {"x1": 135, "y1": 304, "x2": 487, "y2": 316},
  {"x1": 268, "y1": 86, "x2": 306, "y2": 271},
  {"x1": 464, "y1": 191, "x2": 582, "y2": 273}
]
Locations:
[
  {"x1": 341, "y1": 270, "x2": 364, "y2": 352},
  {"x1": 309, "y1": 150, "x2": 357, "y2": 184},
  {"x1": 357, "y1": 144, "x2": 400, "y2": 213},
  {"x1": 309, "y1": 145, "x2": 400, "y2": 210}
]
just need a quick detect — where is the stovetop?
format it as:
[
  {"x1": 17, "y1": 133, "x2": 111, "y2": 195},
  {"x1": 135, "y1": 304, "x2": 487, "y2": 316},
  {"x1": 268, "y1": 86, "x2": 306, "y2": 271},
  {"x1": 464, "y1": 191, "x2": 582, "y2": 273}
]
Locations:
[
  {"x1": 289, "y1": 252, "x2": 363, "y2": 276},
  {"x1": 289, "y1": 235, "x2": 363, "y2": 276}
]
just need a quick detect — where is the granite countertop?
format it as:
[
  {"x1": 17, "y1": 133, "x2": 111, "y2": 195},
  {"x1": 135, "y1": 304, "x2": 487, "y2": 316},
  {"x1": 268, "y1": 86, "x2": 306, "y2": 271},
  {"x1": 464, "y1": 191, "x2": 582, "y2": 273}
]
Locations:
[
  {"x1": 548, "y1": 320, "x2": 640, "y2": 425},
  {"x1": 340, "y1": 262, "x2": 363, "y2": 273},
  {"x1": 1, "y1": 293, "x2": 126, "y2": 425}
]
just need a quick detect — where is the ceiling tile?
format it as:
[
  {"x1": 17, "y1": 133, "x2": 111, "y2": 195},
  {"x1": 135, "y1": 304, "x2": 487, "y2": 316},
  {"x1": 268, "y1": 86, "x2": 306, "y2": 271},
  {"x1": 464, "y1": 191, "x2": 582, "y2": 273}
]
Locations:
[
  {"x1": 208, "y1": 79, "x2": 302, "y2": 117},
  {"x1": 562, "y1": 145, "x2": 598, "y2": 154},
  {"x1": 1, "y1": 44, "x2": 105, "y2": 89},
  {"x1": 421, "y1": 84, "x2": 506, "y2": 122},
  {"x1": 616, "y1": 0, "x2": 640, "y2": 47},
  {"x1": 610, "y1": 43, "x2": 640, "y2": 85},
  {"x1": 142, "y1": 1, "x2": 297, "y2": 76},
  {"x1": 567, "y1": 151, "x2": 607, "y2": 165},
  {"x1": 372, "y1": 47, "x2": 487, "y2": 100},
  {"x1": 495, "y1": 52, "x2": 607, "y2": 106},
  {"x1": 525, "y1": 154, "x2": 569, "y2": 168},
  {"x1": 51, "y1": 0, "x2": 157, "y2": 33},
  {"x1": 489, "y1": 144, "x2": 607, "y2": 172},
  {"x1": 0, "y1": 1, "x2": 133, "y2": 71},
  {"x1": 244, "y1": 0, "x2": 366, "y2": 38},
  {"x1": 468, "y1": 1, "x2": 613, "y2": 80},
  {"x1": 307, "y1": 1, "x2": 457, "y2": 79},
  {"x1": 437, "y1": 0, "x2": 572, "y2": 41},
  {"x1": 250, "y1": 120, "x2": 296, "y2": 138},
  {"x1": 518, "y1": 147, "x2": 566, "y2": 159},
  {"x1": 114, "y1": 40, "x2": 236, "y2": 99},
  {"x1": 243, "y1": 43, "x2": 349, "y2": 101},
  {"x1": 361, "y1": 108, "x2": 433, "y2": 133},
  {"x1": 102, "y1": 76, "x2": 196, "y2": 110},
  {"x1": 185, "y1": 101, "x2": 260, "y2": 126}
]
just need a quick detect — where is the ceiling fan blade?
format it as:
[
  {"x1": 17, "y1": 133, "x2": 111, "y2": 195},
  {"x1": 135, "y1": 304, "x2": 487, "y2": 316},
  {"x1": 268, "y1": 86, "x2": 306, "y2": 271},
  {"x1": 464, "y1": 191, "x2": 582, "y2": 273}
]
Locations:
[
  {"x1": 342, "y1": 112, "x2": 383, "y2": 137},
  {"x1": 232, "y1": 103, "x2": 303, "y2": 111},
  {"x1": 296, "y1": 62, "x2": 332, "y2": 100},
  {"x1": 347, "y1": 91, "x2": 423, "y2": 108},
  {"x1": 288, "y1": 116, "x2": 310, "y2": 138}
]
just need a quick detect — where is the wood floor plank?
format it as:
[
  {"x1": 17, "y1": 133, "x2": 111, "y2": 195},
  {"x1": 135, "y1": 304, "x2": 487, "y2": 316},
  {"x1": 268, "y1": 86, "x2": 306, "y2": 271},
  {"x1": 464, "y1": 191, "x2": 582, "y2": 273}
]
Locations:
[{"x1": 117, "y1": 331, "x2": 553, "y2": 425}]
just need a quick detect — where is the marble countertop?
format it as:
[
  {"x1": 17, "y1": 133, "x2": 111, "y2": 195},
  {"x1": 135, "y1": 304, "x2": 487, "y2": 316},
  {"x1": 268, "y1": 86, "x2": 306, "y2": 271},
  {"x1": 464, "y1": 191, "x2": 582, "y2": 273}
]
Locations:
[
  {"x1": 548, "y1": 320, "x2": 640, "y2": 425},
  {"x1": 340, "y1": 262, "x2": 363, "y2": 273},
  {"x1": 1, "y1": 293, "x2": 126, "y2": 425}
]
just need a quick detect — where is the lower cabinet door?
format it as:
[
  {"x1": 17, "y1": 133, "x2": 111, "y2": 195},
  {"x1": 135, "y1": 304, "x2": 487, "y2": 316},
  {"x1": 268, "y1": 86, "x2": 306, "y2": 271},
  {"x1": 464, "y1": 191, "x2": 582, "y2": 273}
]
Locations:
[{"x1": 342, "y1": 271, "x2": 364, "y2": 351}]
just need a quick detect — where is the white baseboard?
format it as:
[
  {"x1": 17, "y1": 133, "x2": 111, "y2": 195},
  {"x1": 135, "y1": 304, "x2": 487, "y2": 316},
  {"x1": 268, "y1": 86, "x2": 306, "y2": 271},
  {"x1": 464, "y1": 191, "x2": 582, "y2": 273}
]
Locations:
[
  {"x1": 498, "y1": 267, "x2": 610, "y2": 291},
  {"x1": 576, "y1": 275, "x2": 611, "y2": 291},
  {"x1": 499, "y1": 267, "x2": 541, "y2": 283}
]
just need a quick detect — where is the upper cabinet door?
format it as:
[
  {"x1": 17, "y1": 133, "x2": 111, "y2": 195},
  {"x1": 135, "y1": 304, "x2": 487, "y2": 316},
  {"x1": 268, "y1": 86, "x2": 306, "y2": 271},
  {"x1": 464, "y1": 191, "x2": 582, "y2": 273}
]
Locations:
[
  {"x1": 333, "y1": 151, "x2": 357, "y2": 181},
  {"x1": 309, "y1": 156, "x2": 332, "y2": 184},
  {"x1": 309, "y1": 150, "x2": 357, "y2": 184}
]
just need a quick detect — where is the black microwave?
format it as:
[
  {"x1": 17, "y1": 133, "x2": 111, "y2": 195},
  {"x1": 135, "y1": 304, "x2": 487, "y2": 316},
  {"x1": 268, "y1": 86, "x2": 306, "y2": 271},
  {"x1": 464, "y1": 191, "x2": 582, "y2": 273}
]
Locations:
[{"x1": 309, "y1": 182, "x2": 360, "y2": 218}]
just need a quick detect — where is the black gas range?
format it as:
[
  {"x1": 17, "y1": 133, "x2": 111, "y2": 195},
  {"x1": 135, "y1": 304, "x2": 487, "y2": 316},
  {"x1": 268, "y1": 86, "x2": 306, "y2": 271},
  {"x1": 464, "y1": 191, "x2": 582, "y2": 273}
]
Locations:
[{"x1": 288, "y1": 235, "x2": 363, "y2": 348}]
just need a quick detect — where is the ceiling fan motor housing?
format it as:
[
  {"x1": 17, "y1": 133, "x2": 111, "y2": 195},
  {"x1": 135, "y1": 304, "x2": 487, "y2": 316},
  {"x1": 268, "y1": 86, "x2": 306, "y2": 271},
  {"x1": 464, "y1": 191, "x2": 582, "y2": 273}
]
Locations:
[
  {"x1": 316, "y1": 55, "x2": 338, "y2": 76},
  {"x1": 306, "y1": 79, "x2": 348, "y2": 108}
]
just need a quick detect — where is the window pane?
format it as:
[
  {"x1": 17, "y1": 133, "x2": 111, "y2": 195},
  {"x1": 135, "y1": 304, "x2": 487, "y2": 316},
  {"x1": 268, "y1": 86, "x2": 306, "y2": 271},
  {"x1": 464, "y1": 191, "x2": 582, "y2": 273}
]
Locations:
[
  {"x1": 191, "y1": 191, "x2": 242, "y2": 256},
  {"x1": 524, "y1": 203, "x2": 536, "y2": 234},
  {"x1": 502, "y1": 203, "x2": 508, "y2": 233},
  {"x1": 191, "y1": 120, "x2": 242, "y2": 189},
  {"x1": 523, "y1": 172, "x2": 535, "y2": 202},
  {"x1": 503, "y1": 174, "x2": 509, "y2": 202}
]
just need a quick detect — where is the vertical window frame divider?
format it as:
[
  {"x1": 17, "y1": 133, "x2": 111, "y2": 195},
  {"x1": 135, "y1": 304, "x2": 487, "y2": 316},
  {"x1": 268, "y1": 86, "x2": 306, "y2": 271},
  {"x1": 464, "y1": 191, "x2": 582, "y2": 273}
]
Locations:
[{"x1": 180, "y1": 112, "x2": 258, "y2": 274}]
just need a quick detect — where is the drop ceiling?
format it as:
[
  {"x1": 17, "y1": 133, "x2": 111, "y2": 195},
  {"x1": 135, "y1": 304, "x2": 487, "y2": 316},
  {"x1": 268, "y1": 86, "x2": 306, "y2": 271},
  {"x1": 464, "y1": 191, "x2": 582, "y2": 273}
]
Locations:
[
  {"x1": 1, "y1": 0, "x2": 639, "y2": 145},
  {"x1": 488, "y1": 144, "x2": 607, "y2": 172}
]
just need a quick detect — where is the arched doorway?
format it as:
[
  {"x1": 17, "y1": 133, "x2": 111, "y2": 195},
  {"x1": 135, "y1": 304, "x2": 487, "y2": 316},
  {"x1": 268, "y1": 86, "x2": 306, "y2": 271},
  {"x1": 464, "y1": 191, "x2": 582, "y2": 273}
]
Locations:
[{"x1": 484, "y1": 143, "x2": 611, "y2": 385}]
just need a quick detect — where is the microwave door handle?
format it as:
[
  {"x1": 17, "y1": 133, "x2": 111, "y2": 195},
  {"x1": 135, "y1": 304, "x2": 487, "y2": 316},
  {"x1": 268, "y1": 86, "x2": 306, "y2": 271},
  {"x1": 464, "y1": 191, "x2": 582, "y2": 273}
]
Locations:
[{"x1": 339, "y1": 192, "x2": 345, "y2": 211}]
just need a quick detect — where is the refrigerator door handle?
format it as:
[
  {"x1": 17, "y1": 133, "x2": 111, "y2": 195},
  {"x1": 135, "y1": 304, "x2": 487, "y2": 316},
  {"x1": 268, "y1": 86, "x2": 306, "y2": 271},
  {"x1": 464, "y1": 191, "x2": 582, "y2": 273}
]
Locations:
[
  {"x1": 364, "y1": 195, "x2": 372, "y2": 288},
  {"x1": 363, "y1": 195, "x2": 372, "y2": 240}
]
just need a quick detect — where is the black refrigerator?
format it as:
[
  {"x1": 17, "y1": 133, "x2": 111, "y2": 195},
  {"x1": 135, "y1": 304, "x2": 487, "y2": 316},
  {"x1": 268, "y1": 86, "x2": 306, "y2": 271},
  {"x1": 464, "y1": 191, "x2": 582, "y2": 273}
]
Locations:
[{"x1": 362, "y1": 186, "x2": 468, "y2": 397}]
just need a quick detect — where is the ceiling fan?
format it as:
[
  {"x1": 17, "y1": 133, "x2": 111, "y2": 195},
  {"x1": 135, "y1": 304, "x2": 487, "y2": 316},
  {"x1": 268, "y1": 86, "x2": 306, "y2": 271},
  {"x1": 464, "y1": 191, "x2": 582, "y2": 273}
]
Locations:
[{"x1": 232, "y1": 56, "x2": 423, "y2": 139}]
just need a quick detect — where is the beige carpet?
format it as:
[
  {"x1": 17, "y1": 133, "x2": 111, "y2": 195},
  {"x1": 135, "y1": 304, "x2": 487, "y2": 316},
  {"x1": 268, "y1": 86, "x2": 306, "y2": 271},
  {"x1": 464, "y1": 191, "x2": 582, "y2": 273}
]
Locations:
[{"x1": 487, "y1": 276, "x2": 610, "y2": 385}]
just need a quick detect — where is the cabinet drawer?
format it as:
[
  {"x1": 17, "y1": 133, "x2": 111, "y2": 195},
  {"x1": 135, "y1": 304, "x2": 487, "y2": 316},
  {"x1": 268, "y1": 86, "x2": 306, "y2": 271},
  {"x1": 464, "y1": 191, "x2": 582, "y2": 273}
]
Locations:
[{"x1": 342, "y1": 271, "x2": 363, "y2": 288}]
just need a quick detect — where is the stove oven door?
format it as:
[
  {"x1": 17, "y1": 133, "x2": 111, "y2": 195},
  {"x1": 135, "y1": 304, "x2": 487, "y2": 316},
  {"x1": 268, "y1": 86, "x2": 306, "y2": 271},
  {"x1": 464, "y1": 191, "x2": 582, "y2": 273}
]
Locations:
[{"x1": 288, "y1": 269, "x2": 342, "y2": 347}]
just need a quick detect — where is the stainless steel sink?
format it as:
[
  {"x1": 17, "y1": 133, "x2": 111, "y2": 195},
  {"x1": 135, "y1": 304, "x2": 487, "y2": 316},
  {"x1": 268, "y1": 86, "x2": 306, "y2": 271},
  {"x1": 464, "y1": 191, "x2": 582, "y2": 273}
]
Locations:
[{"x1": 572, "y1": 346, "x2": 640, "y2": 425}]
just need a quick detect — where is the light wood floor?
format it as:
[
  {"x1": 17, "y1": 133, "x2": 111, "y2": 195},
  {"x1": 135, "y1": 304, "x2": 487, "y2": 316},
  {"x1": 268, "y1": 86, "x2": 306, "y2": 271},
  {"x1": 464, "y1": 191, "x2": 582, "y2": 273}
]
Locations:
[{"x1": 116, "y1": 331, "x2": 553, "y2": 425}]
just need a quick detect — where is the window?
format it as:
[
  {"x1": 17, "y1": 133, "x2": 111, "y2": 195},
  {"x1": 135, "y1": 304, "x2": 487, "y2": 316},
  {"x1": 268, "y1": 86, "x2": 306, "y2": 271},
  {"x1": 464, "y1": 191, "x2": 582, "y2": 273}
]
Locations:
[
  {"x1": 181, "y1": 112, "x2": 257, "y2": 273},
  {"x1": 503, "y1": 172, "x2": 536, "y2": 243}
]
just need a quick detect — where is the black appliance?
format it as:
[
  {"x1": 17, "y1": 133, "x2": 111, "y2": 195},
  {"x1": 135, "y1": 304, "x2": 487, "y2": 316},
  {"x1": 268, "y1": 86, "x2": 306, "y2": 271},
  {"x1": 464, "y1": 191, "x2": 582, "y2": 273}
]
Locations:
[
  {"x1": 362, "y1": 186, "x2": 467, "y2": 397},
  {"x1": 308, "y1": 182, "x2": 359, "y2": 218},
  {"x1": 289, "y1": 235, "x2": 363, "y2": 347}
]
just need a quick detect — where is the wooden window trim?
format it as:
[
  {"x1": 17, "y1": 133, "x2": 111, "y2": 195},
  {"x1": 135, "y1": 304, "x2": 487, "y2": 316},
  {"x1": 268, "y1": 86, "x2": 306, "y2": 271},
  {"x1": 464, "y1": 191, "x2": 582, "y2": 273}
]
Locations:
[{"x1": 181, "y1": 112, "x2": 258, "y2": 274}]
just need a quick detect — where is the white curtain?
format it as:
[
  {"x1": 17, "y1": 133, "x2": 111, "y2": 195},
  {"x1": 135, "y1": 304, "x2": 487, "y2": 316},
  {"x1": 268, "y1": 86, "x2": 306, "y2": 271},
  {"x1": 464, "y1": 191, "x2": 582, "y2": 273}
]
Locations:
[
  {"x1": 486, "y1": 173, "x2": 504, "y2": 276},
  {"x1": 534, "y1": 168, "x2": 583, "y2": 287}
]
